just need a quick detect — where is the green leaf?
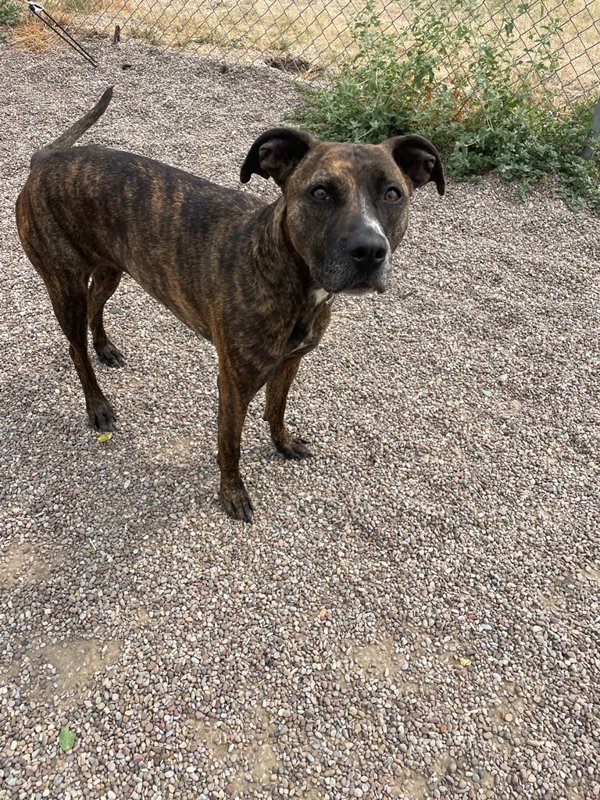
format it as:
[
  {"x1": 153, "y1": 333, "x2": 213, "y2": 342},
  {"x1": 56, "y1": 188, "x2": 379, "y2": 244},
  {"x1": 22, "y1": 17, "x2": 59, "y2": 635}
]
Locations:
[
  {"x1": 481, "y1": 388, "x2": 493, "y2": 398},
  {"x1": 97, "y1": 432, "x2": 113, "y2": 443},
  {"x1": 59, "y1": 725, "x2": 76, "y2": 752}
]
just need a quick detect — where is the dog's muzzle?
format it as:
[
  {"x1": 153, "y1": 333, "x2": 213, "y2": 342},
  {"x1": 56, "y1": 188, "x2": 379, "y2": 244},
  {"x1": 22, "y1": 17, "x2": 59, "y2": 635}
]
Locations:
[
  {"x1": 347, "y1": 228, "x2": 388, "y2": 273},
  {"x1": 311, "y1": 226, "x2": 392, "y2": 295},
  {"x1": 343, "y1": 227, "x2": 390, "y2": 294}
]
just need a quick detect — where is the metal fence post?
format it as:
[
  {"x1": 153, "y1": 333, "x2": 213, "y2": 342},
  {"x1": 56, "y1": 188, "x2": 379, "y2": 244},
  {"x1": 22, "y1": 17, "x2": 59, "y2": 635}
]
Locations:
[{"x1": 582, "y1": 97, "x2": 600, "y2": 160}]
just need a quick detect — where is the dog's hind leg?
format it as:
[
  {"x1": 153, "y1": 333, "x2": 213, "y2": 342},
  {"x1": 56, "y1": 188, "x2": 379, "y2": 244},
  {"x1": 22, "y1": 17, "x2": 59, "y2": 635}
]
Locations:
[
  {"x1": 17, "y1": 192, "x2": 118, "y2": 432},
  {"x1": 88, "y1": 266, "x2": 125, "y2": 367},
  {"x1": 46, "y1": 269, "x2": 118, "y2": 432}
]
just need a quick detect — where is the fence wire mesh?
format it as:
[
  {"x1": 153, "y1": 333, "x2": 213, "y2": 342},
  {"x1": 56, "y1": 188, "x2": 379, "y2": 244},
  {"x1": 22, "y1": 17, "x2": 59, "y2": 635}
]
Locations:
[{"x1": 31, "y1": 0, "x2": 600, "y2": 102}]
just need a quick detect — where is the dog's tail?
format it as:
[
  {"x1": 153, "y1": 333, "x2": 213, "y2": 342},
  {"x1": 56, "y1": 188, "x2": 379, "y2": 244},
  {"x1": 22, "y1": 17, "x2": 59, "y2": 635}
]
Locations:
[{"x1": 33, "y1": 86, "x2": 113, "y2": 162}]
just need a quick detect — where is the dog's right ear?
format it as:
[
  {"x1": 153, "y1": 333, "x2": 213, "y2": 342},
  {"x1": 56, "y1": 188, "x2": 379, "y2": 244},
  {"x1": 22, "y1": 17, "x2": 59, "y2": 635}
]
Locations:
[{"x1": 240, "y1": 128, "x2": 314, "y2": 188}]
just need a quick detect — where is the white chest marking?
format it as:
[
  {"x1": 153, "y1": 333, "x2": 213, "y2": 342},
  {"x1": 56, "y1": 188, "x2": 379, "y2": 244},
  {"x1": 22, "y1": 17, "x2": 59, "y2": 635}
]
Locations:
[
  {"x1": 289, "y1": 290, "x2": 333, "y2": 353},
  {"x1": 312, "y1": 288, "x2": 331, "y2": 306}
]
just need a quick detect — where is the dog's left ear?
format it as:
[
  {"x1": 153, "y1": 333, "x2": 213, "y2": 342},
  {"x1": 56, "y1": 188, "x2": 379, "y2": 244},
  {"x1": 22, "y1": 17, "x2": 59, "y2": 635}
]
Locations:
[
  {"x1": 240, "y1": 128, "x2": 314, "y2": 187},
  {"x1": 382, "y1": 134, "x2": 445, "y2": 195}
]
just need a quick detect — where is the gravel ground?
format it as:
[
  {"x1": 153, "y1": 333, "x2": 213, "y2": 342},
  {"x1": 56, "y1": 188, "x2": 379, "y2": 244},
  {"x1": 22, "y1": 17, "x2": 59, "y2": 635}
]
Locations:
[{"x1": 1, "y1": 38, "x2": 599, "y2": 800}]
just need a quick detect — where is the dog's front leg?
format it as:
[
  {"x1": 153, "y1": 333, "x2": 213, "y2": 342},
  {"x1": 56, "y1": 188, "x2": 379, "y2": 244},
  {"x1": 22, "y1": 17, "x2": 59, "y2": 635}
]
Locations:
[
  {"x1": 264, "y1": 355, "x2": 312, "y2": 459},
  {"x1": 216, "y1": 361, "x2": 259, "y2": 523}
]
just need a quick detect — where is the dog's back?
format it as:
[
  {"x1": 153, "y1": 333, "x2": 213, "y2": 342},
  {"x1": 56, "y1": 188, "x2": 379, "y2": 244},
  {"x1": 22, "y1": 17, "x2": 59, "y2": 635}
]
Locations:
[{"x1": 17, "y1": 115, "x2": 265, "y2": 336}]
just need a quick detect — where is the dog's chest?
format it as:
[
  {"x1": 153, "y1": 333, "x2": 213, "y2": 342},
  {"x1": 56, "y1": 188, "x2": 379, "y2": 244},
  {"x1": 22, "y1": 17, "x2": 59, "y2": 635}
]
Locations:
[{"x1": 286, "y1": 290, "x2": 333, "y2": 354}]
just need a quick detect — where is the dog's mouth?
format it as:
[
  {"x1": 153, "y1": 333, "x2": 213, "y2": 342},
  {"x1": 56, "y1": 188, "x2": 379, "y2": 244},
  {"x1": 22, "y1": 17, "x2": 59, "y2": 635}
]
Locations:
[
  {"x1": 314, "y1": 261, "x2": 391, "y2": 296},
  {"x1": 341, "y1": 281, "x2": 377, "y2": 296},
  {"x1": 342, "y1": 272, "x2": 390, "y2": 295}
]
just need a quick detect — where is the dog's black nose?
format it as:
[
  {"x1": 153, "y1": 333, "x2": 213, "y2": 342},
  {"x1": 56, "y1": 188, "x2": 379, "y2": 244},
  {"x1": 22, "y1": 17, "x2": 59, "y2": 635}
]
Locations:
[{"x1": 348, "y1": 229, "x2": 388, "y2": 271}]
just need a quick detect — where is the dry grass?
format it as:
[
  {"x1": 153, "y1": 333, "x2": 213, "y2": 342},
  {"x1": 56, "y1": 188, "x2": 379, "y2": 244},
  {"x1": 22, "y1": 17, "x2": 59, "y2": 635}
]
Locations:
[
  {"x1": 87, "y1": 0, "x2": 366, "y2": 62},
  {"x1": 9, "y1": 12, "x2": 69, "y2": 51},
  {"x1": 9, "y1": 0, "x2": 600, "y2": 94}
]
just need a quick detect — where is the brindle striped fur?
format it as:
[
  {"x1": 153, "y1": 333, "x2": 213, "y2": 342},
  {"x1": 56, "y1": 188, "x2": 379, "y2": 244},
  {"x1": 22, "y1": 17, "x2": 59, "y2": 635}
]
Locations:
[{"x1": 16, "y1": 87, "x2": 444, "y2": 522}]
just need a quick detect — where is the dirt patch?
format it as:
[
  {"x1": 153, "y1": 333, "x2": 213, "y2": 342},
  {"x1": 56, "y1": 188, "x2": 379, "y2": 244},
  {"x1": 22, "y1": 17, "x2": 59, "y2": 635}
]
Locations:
[
  {"x1": 0, "y1": 541, "x2": 64, "y2": 588},
  {"x1": 185, "y1": 713, "x2": 280, "y2": 791},
  {"x1": 3, "y1": 638, "x2": 122, "y2": 705}
]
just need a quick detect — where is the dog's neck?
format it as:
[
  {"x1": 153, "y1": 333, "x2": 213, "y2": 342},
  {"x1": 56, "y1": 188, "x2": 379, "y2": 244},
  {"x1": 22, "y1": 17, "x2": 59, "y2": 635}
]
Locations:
[
  {"x1": 240, "y1": 200, "x2": 333, "y2": 352},
  {"x1": 248, "y1": 200, "x2": 317, "y2": 303}
]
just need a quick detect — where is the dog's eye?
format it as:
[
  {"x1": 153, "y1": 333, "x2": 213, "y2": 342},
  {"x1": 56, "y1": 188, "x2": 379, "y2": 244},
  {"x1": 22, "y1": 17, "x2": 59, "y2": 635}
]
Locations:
[
  {"x1": 310, "y1": 186, "x2": 329, "y2": 201},
  {"x1": 383, "y1": 187, "x2": 402, "y2": 203}
]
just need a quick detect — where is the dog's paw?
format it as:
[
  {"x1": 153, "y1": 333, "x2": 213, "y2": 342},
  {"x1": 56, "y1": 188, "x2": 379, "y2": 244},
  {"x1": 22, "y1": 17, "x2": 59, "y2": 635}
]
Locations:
[
  {"x1": 95, "y1": 341, "x2": 125, "y2": 368},
  {"x1": 87, "y1": 398, "x2": 118, "y2": 432},
  {"x1": 220, "y1": 482, "x2": 254, "y2": 523},
  {"x1": 275, "y1": 435, "x2": 312, "y2": 460}
]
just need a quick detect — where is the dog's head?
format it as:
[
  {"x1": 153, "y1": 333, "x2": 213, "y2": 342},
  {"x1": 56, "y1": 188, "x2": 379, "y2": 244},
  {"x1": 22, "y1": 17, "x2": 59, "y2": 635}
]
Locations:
[{"x1": 240, "y1": 128, "x2": 444, "y2": 295}]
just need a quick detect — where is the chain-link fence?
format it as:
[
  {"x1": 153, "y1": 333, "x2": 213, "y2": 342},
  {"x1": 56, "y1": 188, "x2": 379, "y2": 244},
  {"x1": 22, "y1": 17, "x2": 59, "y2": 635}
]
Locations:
[{"x1": 27, "y1": 0, "x2": 600, "y2": 103}]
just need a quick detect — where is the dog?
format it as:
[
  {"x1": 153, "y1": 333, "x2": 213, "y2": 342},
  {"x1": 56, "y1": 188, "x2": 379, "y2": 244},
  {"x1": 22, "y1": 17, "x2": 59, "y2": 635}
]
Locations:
[{"x1": 16, "y1": 87, "x2": 444, "y2": 522}]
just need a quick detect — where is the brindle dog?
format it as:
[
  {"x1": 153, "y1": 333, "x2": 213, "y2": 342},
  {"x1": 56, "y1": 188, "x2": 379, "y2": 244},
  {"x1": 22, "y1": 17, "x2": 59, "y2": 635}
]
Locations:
[{"x1": 16, "y1": 87, "x2": 444, "y2": 522}]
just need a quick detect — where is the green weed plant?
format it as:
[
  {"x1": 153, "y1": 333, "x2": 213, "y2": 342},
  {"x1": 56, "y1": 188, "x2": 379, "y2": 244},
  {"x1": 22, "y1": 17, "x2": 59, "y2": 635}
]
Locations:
[
  {"x1": 0, "y1": 0, "x2": 23, "y2": 29},
  {"x1": 291, "y1": 0, "x2": 599, "y2": 210}
]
